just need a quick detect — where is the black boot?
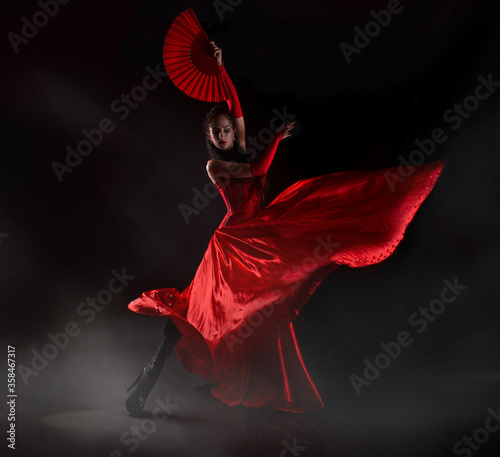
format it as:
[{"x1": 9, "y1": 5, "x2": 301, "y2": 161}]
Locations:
[{"x1": 125, "y1": 318, "x2": 181, "y2": 416}]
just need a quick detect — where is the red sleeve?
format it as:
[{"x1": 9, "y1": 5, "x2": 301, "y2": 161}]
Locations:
[
  {"x1": 250, "y1": 132, "x2": 284, "y2": 177},
  {"x1": 220, "y1": 65, "x2": 243, "y2": 119}
]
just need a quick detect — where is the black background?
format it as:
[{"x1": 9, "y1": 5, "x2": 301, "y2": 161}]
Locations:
[{"x1": 1, "y1": 1, "x2": 500, "y2": 456}]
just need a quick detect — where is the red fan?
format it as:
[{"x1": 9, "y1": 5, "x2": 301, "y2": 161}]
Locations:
[{"x1": 163, "y1": 8, "x2": 230, "y2": 102}]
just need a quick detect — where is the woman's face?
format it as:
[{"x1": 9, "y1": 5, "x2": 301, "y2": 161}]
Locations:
[{"x1": 208, "y1": 115, "x2": 235, "y2": 151}]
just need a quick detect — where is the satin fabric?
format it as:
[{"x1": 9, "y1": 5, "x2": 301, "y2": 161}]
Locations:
[{"x1": 129, "y1": 160, "x2": 444, "y2": 412}]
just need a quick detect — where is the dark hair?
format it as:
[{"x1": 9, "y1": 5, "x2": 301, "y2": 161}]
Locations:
[
  {"x1": 203, "y1": 105, "x2": 252, "y2": 163},
  {"x1": 203, "y1": 104, "x2": 269, "y2": 208}
]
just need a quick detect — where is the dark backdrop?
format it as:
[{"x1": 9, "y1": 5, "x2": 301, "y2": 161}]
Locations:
[{"x1": 1, "y1": 1, "x2": 500, "y2": 456}]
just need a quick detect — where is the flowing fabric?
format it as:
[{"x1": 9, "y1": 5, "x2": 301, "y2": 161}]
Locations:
[{"x1": 128, "y1": 160, "x2": 445, "y2": 412}]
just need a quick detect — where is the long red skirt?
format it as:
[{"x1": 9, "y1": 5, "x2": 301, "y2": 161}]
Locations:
[{"x1": 129, "y1": 160, "x2": 445, "y2": 412}]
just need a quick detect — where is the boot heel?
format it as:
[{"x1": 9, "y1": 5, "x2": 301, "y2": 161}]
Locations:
[{"x1": 126, "y1": 370, "x2": 144, "y2": 393}]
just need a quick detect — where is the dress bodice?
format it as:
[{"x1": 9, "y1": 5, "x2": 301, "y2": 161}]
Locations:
[{"x1": 216, "y1": 175, "x2": 266, "y2": 227}]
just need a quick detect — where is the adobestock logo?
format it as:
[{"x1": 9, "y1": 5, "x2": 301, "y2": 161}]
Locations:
[
  {"x1": 452, "y1": 406, "x2": 500, "y2": 457},
  {"x1": 223, "y1": 235, "x2": 340, "y2": 354},
  {"x1": 51, "y1": 64, "x2": 168, "y2": 183},
  {"x1": 108, "y1": 396, "x2": 180, "y2": 457},
  {"x1": 339, "y1": 0, "x2": 413, "y2": 64},
  {"x1": 384, "y1": 72, "x2": 500, "y2": 192},
  {"x1": 213, "y1": 0, "x2": 244, "y2": 22},
  {"x1": 17, "y1": 268, "x2": 135, "y2": 386},
  {"x1": 350, "y1": 277, "x2": 467, "y2": 396},
  {"x1": 279, "y1": 438, "x2": 306, "y2": 457},
  {"x1": 7, "y1": 0, "x2": 71, "y2": 54}
]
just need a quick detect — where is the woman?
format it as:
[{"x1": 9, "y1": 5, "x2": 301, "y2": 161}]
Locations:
[{"x1": 125, "y1": 42, "x2": 444, "y2": 415}]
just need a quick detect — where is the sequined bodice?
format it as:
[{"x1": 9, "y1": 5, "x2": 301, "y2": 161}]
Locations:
[{"x1": 216, "y1": 175, "x2": 266, "y2": 227}]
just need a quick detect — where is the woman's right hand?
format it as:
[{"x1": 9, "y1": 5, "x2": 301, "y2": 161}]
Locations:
[{"x1": 209, "y1": 41, "x2": 223, "y2": 67}]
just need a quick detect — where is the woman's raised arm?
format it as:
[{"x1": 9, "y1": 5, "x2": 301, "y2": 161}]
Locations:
[{"x1": 209, "y1": 41, "x2": 246, "y2": 150}]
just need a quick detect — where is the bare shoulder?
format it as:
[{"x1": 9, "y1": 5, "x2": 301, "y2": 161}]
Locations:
[
  {"x1": 206, "y1": 158, "x2": 224, "y2": 173},
  {"x1": 206, "y1": 158, "x2": 253, "y2": 185},
  {"x1": 206, "y1": 159, "x2": 226, "y2": 185}
]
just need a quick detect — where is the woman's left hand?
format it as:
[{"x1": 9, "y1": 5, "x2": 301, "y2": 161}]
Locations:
[
  {"x1": 275, "y1": 121, "x2": 296, "y2": 140},
  {"x1": 209, "y1": 41, "x2": 223, "y2": 67}
]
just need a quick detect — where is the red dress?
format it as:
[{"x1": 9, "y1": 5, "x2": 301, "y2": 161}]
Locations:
[{"x1": 128, "y1": 160, "x2": 445, "y2": 412}]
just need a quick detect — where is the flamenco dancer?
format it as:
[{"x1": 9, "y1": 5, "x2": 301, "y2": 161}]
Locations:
[{"x1": 125, "y1": 9, "x2": 444, "y2": 416}]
